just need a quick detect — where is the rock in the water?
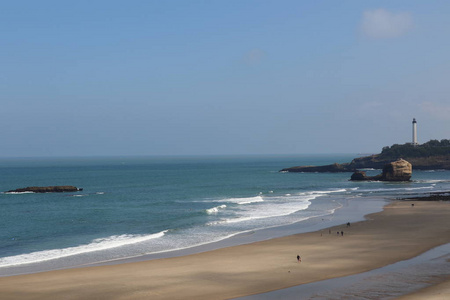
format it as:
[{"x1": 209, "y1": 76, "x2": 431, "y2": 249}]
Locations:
[
  {"x1": 350, "y1": 159, "x2": 412, "y2": 181},
  {"x1": 6, "y1": 186, "x2": 82, "y2": 193},
  {"x1": 381, "y1": 159, "x2": 412, "y2": 181},
  {"x1": 350, "y1": 170, "x2": 368, "y2": 181}
]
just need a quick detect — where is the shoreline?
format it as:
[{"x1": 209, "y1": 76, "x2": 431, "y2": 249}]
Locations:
[
  {"x1": 237, "y1": 240, "x2": 450, "y2": 299},
  {"x1": 0, "y1": 200, "x2": 449, "y2": 299},
  {"x1": 0, "y1": 195, "x2": 387, "y2": 277}
]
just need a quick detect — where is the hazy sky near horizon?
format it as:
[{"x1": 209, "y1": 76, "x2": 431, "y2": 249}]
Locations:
[{"x1": 1, "y1": 1, "x2": 449, "y2": 157}]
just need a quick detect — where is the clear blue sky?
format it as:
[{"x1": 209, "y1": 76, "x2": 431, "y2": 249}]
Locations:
[{"x1": 1, "y1": 1, "x2": 449, "y2": 157}]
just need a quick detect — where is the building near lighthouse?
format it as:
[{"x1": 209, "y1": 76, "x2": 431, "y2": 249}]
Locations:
[{"x1": 412, "y1": 118, "x2": 418, "y2": 146}]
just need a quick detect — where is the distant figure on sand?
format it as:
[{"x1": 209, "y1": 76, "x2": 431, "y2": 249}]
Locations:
[
  {"x1": 297, "y1": 255, "x2": 301, "y2": 263},
  {"x1": 341, "y1": 231, "x2": 344, "y2": 236},
  {"x1": 347, "y1": 222, "x2": 351, "y2": 227}
]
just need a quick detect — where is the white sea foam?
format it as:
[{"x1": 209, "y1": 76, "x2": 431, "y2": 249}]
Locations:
[
  {"x1": 0, "y1": 230, "x2": 168, "y2": 268},
  {"x1": 404, "y1": 186, "x2": 434, "y2": 191},
  {"x1": 206, "y1": 205, "x2": 226, "y2": 214},
  {"x1": 360, "y1": 186, "x2": 435, "y2": 193},
  {"x1": 4, "y1": 191, "x2": 35, "y2": 194},
  {"x1": 217, "y1": 195, "x2": 264, "y2": 205},
  {"x1": 298, "y1": 188, "x2": 347, "y2": 196},
  {"x1": 209, "y1": 192, "x2": 315, "y2": 226},
  {"x1": 211, "y1": 198, "x2": 312, "y2": 225},
  {"x1": 416, "y1": 179, "x2": 450, "y2": 184}
]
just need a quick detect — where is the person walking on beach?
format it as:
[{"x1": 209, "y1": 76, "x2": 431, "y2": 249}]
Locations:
[{"x1": 297, "y1": 255, "x2": 301, "y2": 263}]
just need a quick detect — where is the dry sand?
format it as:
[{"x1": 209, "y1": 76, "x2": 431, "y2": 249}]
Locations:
[{"x1": 0, "y1": 201, "x2": 449, "y2": 300}]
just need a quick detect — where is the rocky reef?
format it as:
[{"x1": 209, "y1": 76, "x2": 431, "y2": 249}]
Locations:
[
  {"x1": 6, "y1": 186, "x2": 82, "y2": 193},
  {"x1": 350, "y1": 159, "x2": 412, "y2": 181},
  {"x1": 403, "y1": 191, "x2": 450, "y2": 201}
]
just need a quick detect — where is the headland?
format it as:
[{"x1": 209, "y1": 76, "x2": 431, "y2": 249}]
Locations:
[{"x1": 281, "y1": 139, "x2": 450, "y2": 172}]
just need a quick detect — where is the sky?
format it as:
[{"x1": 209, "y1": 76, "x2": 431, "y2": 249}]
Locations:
[{"x1": 1, "y1": 0, "x2": 449, "y2": 157}]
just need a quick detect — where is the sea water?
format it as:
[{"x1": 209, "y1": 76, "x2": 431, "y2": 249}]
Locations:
[{"x1": 1, "y1": 155, "x2": 449, "y2": 275}]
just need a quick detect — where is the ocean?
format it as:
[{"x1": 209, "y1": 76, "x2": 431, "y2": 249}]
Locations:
[{"x1": 1, "y1": 154, "x2": 449, "y2": 276}]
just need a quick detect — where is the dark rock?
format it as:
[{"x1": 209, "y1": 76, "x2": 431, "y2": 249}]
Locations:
[
  {"x1": 403, "y1": 191, "x2": 450, "y2": 201},
  {"x1": 280, "y1": 163, "x2": 355, "y2": 173},
  {"x1": 350, "y1": 170, "x2": 367, "y2": 181},
  {"x1": 6, "y1": 186, "x2": 82, "y2": 193}
]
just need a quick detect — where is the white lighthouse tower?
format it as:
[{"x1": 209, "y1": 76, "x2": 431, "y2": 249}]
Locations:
[{"x1": 412, "y1": 118, "x2": 418, "y2": 146}]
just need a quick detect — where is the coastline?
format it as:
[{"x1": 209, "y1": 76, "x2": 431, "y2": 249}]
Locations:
[
  {"x1": 0, "y1": 195, "x2": 387, "y2": 276},
  {"x1": 0, "y1": 200, "x2": 449, "y2": 299}
]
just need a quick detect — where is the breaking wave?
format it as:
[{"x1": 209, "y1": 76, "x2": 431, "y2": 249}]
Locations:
[{"x1": 0, "y1": 230, "x2": 168, "y2": 268}]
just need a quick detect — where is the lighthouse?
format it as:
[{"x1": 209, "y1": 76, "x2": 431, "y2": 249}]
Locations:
[{"x1": 412, "y1": 118, "x2": 418, "y2": 146}]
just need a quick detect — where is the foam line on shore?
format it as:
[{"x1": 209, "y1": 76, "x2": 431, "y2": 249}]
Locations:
[{"x1": 0, "y1": 231, "x2": 168, "y2": 268}]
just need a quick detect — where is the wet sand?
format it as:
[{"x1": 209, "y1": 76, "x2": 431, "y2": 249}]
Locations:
[
  {"x1": 0, "y1": 201, "x2": 449, "y2": 300},
  {"x1": 396, "y1": 279, "x2": 450, "y2": 299}
]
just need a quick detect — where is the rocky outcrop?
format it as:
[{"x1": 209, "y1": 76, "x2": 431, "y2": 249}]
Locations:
[
  {"x1": 280, "y1": 163, "x2": 354, "y2": 173},
  {"x1": 281, "y1": 154, "x2": 450, "y2": 173},
  {"x1": 350, "y1": 159, "x2": 412, "y2": 181},
  {"x1": 350, "y1": 170, "x2": 371, "y2": 181},
  {"x1": 6, "y1": 186, "x2": 82, "y2": 193},
  {"x1": 403, "y1": 191, "x2": 450, "y2": 201},
  {"x1": 347, "y1": 155, "x2": 450, "y2": 171},
  {"x1": 381, "y1": 159, "x2": 412, "y2": 181}
]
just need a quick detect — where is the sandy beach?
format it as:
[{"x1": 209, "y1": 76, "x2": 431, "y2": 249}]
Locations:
[{"x1": 0, "y1": 200, "x2": 449, "y2": 300}]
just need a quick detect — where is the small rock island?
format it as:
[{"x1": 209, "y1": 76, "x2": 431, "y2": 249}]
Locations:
[
  {"x1": 350, "y1": 159, "x2": 412, "y2": 181},
  {"x1": 6, "y1": 186, "x2": 82, "y2": 193}
]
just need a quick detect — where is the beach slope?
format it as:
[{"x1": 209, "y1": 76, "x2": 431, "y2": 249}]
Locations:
[{"x1": 0, "y1": 201, "x2": 449, "y2": 299}]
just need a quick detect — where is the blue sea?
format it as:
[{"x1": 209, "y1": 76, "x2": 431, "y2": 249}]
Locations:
[{"x1": 1, "y1": 154, "x2": 449, "y2": 275}]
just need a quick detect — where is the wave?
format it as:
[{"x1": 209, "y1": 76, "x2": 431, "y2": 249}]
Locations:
[
  {"x1": 358, "y1": 186, "x2": 434, "y2": 193},
  {"x1": 0, "y1": 230, "x2": 168, "y2": 268},
  {"x1": 415, "y1": 179, "x2": 450, "y2": 184},
  {"x1": 298, "y1": 188, "x2": 348, "y2": 196},
  {"x1": 217, "y1": 195, "x2": 264, "y2": 205},
  {"x1": 210, "y1": 194, "x2": 312, "y2": 225},
  {"x1": 206, "y1": 205, "x2": 226, "y2": 214},
  {"x1": 3, "y1": 191, "x2": 35, "y2": 194}
]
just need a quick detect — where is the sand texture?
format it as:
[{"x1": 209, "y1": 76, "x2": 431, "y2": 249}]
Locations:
[{"x1": 0, "y1": 201, "x2": 449, "y2": 300}]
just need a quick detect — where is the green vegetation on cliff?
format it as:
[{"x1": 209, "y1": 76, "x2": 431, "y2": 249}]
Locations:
[
  {"x1": 380, "y1": 139, "x2": 450, "y2": 159},
  {"x1": 282, "y1": 139, "x2": 450, "y2": 172}
]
